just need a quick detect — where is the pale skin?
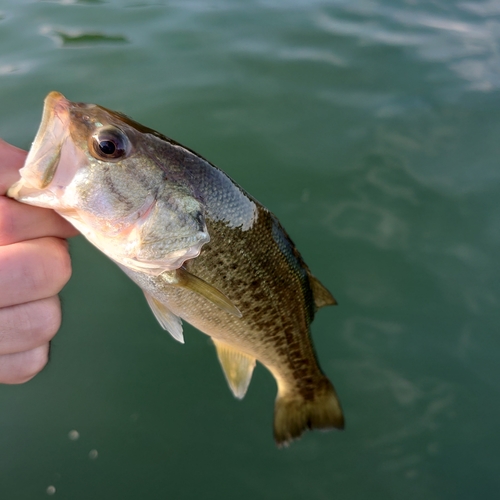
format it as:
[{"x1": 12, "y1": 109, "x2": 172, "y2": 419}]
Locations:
[{"x1": 0, "y1": 139, "x2": 78, "y2": 383}]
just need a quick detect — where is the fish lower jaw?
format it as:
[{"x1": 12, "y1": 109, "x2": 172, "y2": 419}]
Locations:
[
  {"x1": 61, "y1": 210, "x2": 210, "y2": 277},
  {"x1": 120, "y1": 257, "x2": 182, "y2": 275},
  {"x1": 119, "y1": 248, "x2": 204, "y2": 275},
  {"x1": 7, "y1": 181, "x2": 63, "y2": 209},
  {"x1": 80, "y1": 235, "x2": 207, "y2": 277}
]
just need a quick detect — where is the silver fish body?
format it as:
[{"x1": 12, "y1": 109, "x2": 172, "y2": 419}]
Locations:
[{"x1": 8, "y1": 92, "x2": 344, "y2": 445}]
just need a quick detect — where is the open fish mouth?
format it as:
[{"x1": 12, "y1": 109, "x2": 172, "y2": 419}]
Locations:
[{"x1": 7, "y1": 92, "x2": 73, "y2": 207}]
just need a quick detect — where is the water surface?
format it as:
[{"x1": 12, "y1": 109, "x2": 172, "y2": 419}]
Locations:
[{"x1": 0, "y1": 1, "x2": 499, "y2": 498}]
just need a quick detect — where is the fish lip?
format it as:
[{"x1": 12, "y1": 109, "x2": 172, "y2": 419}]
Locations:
[
  {"x1": 7, "y1": 91, "x2": 71, "y2": 204},
  {"x1": 30, "y1": 91, "x2": 71, "y2": 169},
  {"x1": 40, "y1": 91, "x2": 70, "y2": 137}
]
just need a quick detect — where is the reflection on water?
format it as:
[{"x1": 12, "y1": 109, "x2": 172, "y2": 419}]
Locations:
[
  {"x1": 316, "y1": 2, "x2": 500, "y2": 91},
  {"x1": 40, "y1": 26, "x2": 129, "y2": 47}
]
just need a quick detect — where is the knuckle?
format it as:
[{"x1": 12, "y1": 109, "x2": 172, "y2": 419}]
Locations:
[
  {"x1": 0, "y1": 344, "x2": 50, "y2": 384},
  {"x1": 1, "y1": 238, "x2": 72, "y2": 306},
  {"x1": 21, "y1": 345, "x2": 50, "y2": 381},
  {"x1": 29, "y1": 297, "x2": 62, "y2": 344},
  {"x1": 0, "y1": 298, "x2": 61, "y2": 354},
  {"x1": 48, "y1": 238, "x2": 72, "y2": 288},
  {"x1": 0, "y1": 197, "x2": 15, "y2": 245},
  {"x1": 32, "y1": 238, "x2": 73, "y2": 296}
]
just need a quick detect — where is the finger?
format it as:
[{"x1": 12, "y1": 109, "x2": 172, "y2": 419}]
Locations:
[
  {"x1": 0, "y1": 296, "x2": 61, "y2": 355},
  {"x1": 0, "y1": 196, "x2": 79, "y2": 245},
  {"x1": 0, "y1": 139, "x2": 27, "y2": 195},
  {"x1": 0, "y1": 237, "x2": 72, "y2": 308},
  {"x1": 0, "y1": 344, "x2": 50, "y2": 384}
]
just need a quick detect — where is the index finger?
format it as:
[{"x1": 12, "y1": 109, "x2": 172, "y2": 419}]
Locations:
[
  {"x1": 0, "y1": 138, "x2": 79, "y2": 242},
  {"x1": 0, "y1": 139, "x2": 27, "y2": 195}
]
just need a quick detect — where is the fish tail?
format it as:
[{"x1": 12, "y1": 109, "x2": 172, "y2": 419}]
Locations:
[{"x1": 273, "y1": 376, "x2": 344, "y2": 447}]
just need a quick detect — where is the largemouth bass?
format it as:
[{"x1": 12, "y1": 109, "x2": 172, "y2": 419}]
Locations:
[{"x1": 8, "y1": 92, "x2": 344, "y2": 446}]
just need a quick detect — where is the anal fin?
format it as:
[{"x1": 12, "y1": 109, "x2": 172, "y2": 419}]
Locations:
[
  {"x1": 144, "y1": 292, "x2": 184, "y2": 344},
  {"x1": 213, "y1": 339, "x2": 256, "y2": 399}
]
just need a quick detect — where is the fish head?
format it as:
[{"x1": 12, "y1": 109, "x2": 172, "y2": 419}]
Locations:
[{"x1": 8, "y1": 91, "x2": 210, "y2": 275}]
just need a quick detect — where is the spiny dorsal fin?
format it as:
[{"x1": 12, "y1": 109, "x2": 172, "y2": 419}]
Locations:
[
  {"x1": 176, "y1": 267, "x2": 242, "y2": 317},
  {"x1": 144, "y1": 292, "x2": 185, "y2": 343},
  {"x1": 309, "y1": 274, "x2": 337, "y2": 308},
  {"x1": 213, "y1": 339, "x2": 256, "y2": 399}
]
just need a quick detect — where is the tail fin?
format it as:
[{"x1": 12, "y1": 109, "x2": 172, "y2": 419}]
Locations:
[{"x1": 273, "y1": 377, "x2": 344, "y2": 447}]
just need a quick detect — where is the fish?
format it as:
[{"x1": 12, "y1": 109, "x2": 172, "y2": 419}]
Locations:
[{"x1": 8, "y1": 91, "x2": 344, "y2": 446}]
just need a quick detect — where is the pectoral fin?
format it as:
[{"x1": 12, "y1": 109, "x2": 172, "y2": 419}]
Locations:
[
  {"x1": 175, "y1": 267, "x2": 242, "y2": 318},
  {"x1": 213, "y1": 339, "x2": 256, "y2": 399},
  {"x1": 144, "y1": 292, "x2": 184, "y2": 344}
]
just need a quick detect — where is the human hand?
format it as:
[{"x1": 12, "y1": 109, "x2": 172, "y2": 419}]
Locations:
[{"x1": 0, "y1": 138, "x2": 78, "y2": 383}]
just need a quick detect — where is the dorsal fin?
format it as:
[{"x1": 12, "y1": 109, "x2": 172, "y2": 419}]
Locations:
[
  {"x1": 175, "y1": 268, "x2": 242, "y2": 317},
  {"x1": 144, "y1": 292, "x2": 185, "y2": 343},
  {"x1": 213, "y1": 339, "x2": 256, "y2": 399},
  {"x1": 308, "y1": 274, "x2": 337, "y2": 308}
]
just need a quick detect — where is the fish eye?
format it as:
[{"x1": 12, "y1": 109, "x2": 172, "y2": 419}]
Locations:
[{"x1": 90, "y1": 126, "x2": 130, "y2": 161}]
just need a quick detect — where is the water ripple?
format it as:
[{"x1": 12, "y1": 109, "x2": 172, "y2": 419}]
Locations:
[
  {"x1": 324, "y1": 200, "x2": 409, "y2": 250},
  {"x1": 315, "y1": 11, "x2": 429, "y2": 47},
  {"x1": 316, "y1": 4, "x2": 500, "y2": 91},
  {"x1": 38, "y1": 0, "x2": 104, "y2": 4},
  {"x1": 278, "y1": 47, "x2": 346, "y2": 67},
  {"x1": 342, "y1": 317, "x2": 404, "y2": 354},
  {"x1": 459, "y1": 0, "x2": 500, "y2": 16}
]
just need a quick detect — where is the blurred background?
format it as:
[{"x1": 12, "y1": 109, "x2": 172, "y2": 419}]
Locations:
[{"x1": 1, "y1": 0, "x2": 499, "y2": 498}]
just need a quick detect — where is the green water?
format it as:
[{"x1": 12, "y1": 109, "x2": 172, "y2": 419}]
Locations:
[{"x1": 1, "y1": 0, "x2": 499, "y2": 498}]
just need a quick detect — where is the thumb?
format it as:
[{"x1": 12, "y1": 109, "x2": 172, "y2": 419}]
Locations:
[{"x1": 0, "y1": 139, "x2": 28, "y2": 196}]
